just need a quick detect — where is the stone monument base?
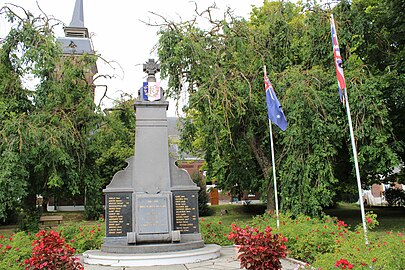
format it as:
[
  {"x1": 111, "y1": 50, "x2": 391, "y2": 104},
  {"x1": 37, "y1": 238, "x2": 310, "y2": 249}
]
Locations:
[
  {"x1": 83, "y1": 244, "x2": 221, "y2": 267},
  {"x1": 101, "y1": 239, "x2": 204, "y2": 253}
]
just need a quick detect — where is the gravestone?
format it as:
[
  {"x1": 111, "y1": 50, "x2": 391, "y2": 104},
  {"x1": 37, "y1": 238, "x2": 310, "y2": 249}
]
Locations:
[{"x1": 101, "y1": 59, "x2": 203, "y2": 253}]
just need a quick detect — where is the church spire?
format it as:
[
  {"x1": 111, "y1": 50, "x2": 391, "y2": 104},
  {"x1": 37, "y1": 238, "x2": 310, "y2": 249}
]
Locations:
[
  {"x1": 69, "y1": 0, "x2": 84, "y2": 27},
  {"x1": 64, "y1": 0, "x2": 89, "y2": 38}
]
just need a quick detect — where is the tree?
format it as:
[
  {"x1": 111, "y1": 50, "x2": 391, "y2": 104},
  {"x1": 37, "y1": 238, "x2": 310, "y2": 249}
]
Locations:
[
  {"x1": 92, "y1": 97, "x2": 136, "y2": 188},
  {"x1": 0, "y1": 4, "x2": 102, "y2": 222},
  {"x1": 346, "y1": 0, "x2": 405, "y2": 174},
  {"x1": 156, "y1": 0, "x2": 400, "y2": 216}
]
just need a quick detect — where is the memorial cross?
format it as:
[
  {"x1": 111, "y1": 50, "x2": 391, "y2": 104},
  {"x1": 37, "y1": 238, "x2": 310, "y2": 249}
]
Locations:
[{"x1": 143, "y1": 59, "x2": 160, "y2": 78}]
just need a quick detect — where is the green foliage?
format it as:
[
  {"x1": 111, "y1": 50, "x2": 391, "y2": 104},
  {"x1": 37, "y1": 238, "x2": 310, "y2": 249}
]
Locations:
[
  {"x1": 58, "y1": 222, "x2": 105, "y2": 253},
  {"x1": 250, "y1": 212, "x2": 351, "y2": 263},
  {"x1": 276, "y1": 66, "x2": 341, "y2": 215},
  {"x1": 199, "y1": 217, "x2": 232, "y2": 246},
  {"x1": 0, "y1": 222, "x2": 104, "y2": 269},
  {"x1": 92, "y1": 98, "x2": 136, "y2": 187},
  {"x1": 191, "y1": 173, "x2": 212, "y2": 216},
  {"x1": 0, "y1": 231, "x2": 34, "y2": 270},
  {"x1": 313, "y1": 230, "x2": 405, "y2": 269},
  {"x1": 384, "y1": 188, "x2": 405, "y2": 207},
  {"x1": 0, "y1": 5, "x2": 102, "y2": 222},
  {"x1": 248, "y1": 211, "x2": 405, "y2": 268},
  {"x1": 157, "y1": 0, "x2": 401, "y2": 216},
  {"x1": 16, "y1": 207, "x2": 40, "y2": 232},
  {"x1": 0, "y1": 4, "x2": 137, "y2": 223}
]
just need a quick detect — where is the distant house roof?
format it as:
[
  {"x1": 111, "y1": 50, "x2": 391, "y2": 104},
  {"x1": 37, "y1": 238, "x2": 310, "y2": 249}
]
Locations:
[
  {"x1": 167, "y1": 117, "x2": 181, "y2": 138},
  {"x1": 167, "y1": 117, "x2": 203, "y2": 161}
]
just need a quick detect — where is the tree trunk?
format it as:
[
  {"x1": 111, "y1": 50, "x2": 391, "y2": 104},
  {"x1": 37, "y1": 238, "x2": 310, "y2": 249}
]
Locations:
[{"x1": 249, "y1": 136, "x2": 275, "y2": 211}]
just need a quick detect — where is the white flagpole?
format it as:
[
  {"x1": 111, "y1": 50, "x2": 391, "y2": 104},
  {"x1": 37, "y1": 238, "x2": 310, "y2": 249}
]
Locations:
[
  {"x1": 269, "y1": 115, "x2": 280, "y2": 228},
  {"x1": 343, "y1": 88, "x2": 369, "y2": 245},
  {"x1": 264, "y1": 65, "x2": 280, "y2": 228}
]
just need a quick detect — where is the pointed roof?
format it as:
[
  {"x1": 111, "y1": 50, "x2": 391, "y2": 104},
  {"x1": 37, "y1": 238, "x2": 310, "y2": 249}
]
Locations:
[
  {"x1": 63, "y1": 0, "x2": 88, "y2": 38},
  {"x1": 69, "y1": 0, "x2": 84, "y2": 27},
  {"x1": 58, "y1": 0, "x2": 93, "y2": 55}
]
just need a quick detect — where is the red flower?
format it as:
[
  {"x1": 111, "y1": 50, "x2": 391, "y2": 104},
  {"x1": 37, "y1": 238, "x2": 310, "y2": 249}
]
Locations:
[
  {"x1": 335, "y1": 258, "x2": 354, "y2": 269},
  {"x1": 372, "y1": 258, "x2": 377, "y2": 263}
]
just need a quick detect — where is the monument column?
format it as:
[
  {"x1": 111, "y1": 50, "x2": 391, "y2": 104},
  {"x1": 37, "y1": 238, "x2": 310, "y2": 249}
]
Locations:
[
  {"x1": 101, "y1": 59, "x2": 204, "y2": 253},
  {"x1": 129, "y1": 59, "x2": 175, "y2": 243}
]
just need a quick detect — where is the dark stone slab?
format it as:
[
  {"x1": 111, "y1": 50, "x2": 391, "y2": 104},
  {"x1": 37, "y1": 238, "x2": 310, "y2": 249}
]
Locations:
[
  {"x1": 106, "y1": 193, "x2": 132, "y2": 237},
  {"x1": 172, "y1": 191, "x2": 199, "y2": 234}
]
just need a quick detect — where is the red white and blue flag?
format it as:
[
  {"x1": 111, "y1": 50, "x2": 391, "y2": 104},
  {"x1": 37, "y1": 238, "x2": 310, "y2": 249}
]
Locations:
[
  {"x1": 330, "y1": 14, "x2": 346, "y2": 104},
  {"x1": 264, "y1": 68, "x2": 288, "y2": 131}
]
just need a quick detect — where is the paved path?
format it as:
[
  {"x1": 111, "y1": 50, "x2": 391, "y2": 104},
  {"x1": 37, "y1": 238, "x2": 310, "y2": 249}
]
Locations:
[{"x1": 81, "y1": 246, "x2": 303, "y2": 270}]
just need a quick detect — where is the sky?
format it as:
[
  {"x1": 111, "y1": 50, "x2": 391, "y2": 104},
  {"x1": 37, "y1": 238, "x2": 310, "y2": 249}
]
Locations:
[{"x1": 0, "y1": 0, "x2": 264, "y2": 115}]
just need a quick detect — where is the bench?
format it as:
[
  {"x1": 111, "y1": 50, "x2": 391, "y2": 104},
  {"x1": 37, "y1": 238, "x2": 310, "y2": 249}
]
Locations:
[{"x1": 39, "y1": 215, "x2": 63, "y2": 225}]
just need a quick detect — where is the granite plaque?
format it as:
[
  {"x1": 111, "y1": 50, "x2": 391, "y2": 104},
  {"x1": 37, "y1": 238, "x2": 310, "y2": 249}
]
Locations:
[
  {"x1": 106, "y1": 193, "x2": 132, "y2": 237},
  {"x1": 137, "y1": 196, "x2": 169, "y2": 234},
  {"x1": 173, "y1": 191, "x2": 199, "y2": 234}
]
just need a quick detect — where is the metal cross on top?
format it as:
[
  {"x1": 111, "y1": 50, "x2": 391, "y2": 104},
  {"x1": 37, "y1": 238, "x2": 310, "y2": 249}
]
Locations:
[{"x1": 143, "y1": 59, "x2": 160, "y2": 78}]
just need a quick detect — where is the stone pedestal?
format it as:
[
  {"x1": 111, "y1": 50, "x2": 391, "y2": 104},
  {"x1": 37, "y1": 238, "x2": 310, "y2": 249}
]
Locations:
[{"x1": 98, "y1": 59, "x2": 206, "y2": 259}]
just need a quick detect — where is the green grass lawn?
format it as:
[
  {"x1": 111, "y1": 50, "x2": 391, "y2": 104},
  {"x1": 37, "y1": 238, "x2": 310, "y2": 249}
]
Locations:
[
  {"x1": 324, "y1": 202, "x2": 405, "y2": 232},
  {"x1": 203, "y1": 203, "x2": 267, "y2": 226}
]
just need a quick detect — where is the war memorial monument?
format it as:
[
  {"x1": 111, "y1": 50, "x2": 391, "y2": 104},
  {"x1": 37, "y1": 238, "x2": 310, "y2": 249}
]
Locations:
[{"x1": 83, "y1": 59, "x2": 220, "y2": 266}]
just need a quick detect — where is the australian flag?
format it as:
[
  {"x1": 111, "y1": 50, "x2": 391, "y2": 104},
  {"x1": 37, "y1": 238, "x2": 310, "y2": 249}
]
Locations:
[
  {"x1": 330, "y1": 14, "x2": 346, "y2": 104},
  {"x1": 264, "y1": 69, "x2": 288, "y2": 131}
]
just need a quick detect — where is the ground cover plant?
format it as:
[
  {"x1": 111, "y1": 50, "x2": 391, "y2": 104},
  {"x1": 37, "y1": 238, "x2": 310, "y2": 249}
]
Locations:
[
  {"x1": 201, "y1": 204, "x2": 404, "y2": 269},
  {"x1": 0, "y1": 221, "x2": 104, "y2": 269},
  {"x1": 0, "y1": 204, "x2": 404, "y2": 269},
  {"x1": 249, "y1": 210, "x2": 404, "y2": 269}
]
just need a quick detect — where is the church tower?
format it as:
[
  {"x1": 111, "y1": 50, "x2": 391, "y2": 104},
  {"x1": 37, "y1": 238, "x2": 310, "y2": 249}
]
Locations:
[{"x1": 57, "y1": 0, "x2": 97, "y2": 86}]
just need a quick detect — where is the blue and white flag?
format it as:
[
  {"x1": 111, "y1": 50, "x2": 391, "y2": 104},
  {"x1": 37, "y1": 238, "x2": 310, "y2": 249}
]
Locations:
[
  {"x1": 142, "y1": 82, "x2": 161, "y2": 101},
  {"x1": 264, "y1": 69, "x2": 288, "y2": 131}
]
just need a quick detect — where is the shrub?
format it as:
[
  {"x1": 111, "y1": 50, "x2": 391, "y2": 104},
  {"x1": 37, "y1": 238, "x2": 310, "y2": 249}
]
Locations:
[
  {"x1": 58, "y1": 222, "x2": 105, "y2": 253},
  {"x1": 25, "y1": 230, "x2": 84, "y2": 270},
  {"x1": 250, "y1": 212, "x2": 350, "y2": 263},
  {"x1": 313, "y1": 230, "x2": 405, "y2": 269},
  {"x1": 17, "y1": 207, "x2": 40, "y2": 232},
  {"x1": 192, "y1": 173, "x2": 212, "y2": 216},
  {"x1": 384, "y1": 188, "x2": 405, "y2": 207},
  {"x1": 199, "y1": 218, "x2": 232, "y2": 245},
  {"x1": 0, "y1": 231, "x2": 33, "y2": 269},
  {"x1": 228, "y1": 224, "x2": 288, "y2": 270}
]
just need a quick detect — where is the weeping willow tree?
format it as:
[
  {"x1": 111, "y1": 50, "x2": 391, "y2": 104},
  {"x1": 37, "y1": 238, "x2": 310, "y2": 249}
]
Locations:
[
  {"x1": 155, "y1": 0, "x2": 400, "y2": 216},
  {"x1": 0, "y1": 4, "x2": 104, "y2": 222}
]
